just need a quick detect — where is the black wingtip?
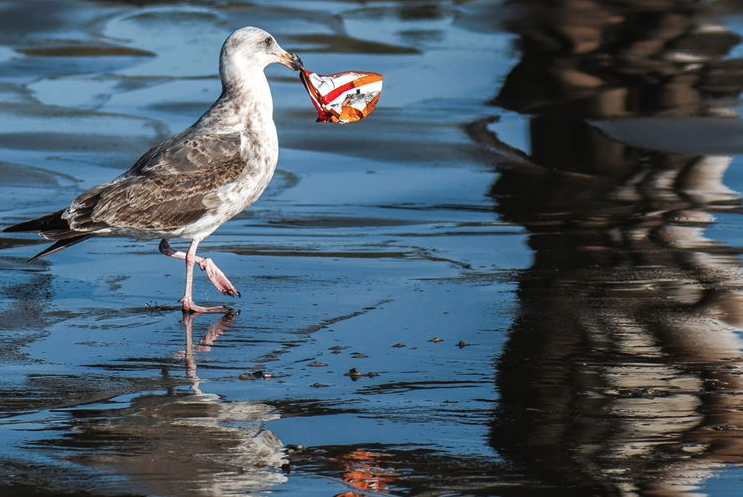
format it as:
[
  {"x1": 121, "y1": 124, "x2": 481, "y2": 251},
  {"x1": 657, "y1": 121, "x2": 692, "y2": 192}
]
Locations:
[
  {"x1": 3, "y1": 221, "x2": 24, "y2": 233},
  {"x1": 4, "y1": 210, "x2": 67, "y2": 233},
  {"x1": 4, "y1": 223, "x2": 30, "y2": 233},
  {"x1": 27, "y1": 234, "x2": 93, "y2": 262}
]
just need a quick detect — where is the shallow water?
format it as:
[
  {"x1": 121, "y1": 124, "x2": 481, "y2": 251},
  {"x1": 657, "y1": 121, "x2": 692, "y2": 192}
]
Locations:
[{"x1": 3, "y1": 0, "x2": 743, "y2": 496}]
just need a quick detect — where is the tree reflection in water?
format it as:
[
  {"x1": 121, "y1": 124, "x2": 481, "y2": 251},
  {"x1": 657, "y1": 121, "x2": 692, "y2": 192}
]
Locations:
[{"x1": 480, "y1": 0, "x2": 743, "y2": 495}]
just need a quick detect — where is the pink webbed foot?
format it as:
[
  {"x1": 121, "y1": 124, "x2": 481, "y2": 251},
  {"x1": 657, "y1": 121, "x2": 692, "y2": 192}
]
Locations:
[
  {"x1": 180, "y1": 298, "x2": 232, "y2": 314},
  {"x1": 198, "y1": 257, "x2": 241, "y2": 297}
]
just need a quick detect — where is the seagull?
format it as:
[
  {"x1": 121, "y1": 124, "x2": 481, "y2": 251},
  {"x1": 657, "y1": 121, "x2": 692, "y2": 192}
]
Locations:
[{"x1": 3, "y1": 27, "x2": 302, "y2": 313}]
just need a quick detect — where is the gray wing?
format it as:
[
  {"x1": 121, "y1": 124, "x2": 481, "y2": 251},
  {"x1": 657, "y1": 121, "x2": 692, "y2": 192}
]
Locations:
[{"x1": 64, "y1": 130, "x2": 246, "y2": 232}]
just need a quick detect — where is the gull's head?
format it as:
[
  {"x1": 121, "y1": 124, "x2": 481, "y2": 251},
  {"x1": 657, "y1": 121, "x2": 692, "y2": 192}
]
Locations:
[{"x1": 220, "y1": 27, "x2": 302, "y2": 80}]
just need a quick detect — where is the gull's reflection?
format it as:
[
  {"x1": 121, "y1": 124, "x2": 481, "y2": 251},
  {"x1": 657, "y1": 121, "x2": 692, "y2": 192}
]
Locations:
[
  {"x1": 478, "y1": 0, "x2": 743, "y2": 495},
  {"x1": 180, "y1": 311, "x2": 235, "y2": 395},
  {"x1": 52, "y1": 313, "x2": 287, "y2": 497}
]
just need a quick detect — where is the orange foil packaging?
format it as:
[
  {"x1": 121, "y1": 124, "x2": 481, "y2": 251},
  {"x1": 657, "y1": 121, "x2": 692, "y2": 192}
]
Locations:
[{"x1": 300, "y1": 69, "x2": 383, "y2": 124}]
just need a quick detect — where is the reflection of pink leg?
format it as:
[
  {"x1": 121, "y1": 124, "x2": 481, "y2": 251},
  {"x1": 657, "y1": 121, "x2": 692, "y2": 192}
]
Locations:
[
  {"x1": 162, "y1": 239, "x2": 232, "y2": 314},
  {"x1": 197, "y1": 311, "x2": 238, "y2": 351},
  {"x1": 160, "y1": 239, "x2": 240, "y2": 298}
]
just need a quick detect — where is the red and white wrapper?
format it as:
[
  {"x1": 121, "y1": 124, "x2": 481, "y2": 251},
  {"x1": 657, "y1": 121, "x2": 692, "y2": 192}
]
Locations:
[{"x1": 300, "y1": 69, "x2": 383, "y2": 124}]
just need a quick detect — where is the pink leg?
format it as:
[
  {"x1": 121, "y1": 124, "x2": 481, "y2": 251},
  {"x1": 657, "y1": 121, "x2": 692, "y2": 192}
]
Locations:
[
  {"x1": 165, "y1": 239, "x2": 232, "y2": 314},
  {"x1": 159, "y1": 239, "x2": 240, "y2": 298}
]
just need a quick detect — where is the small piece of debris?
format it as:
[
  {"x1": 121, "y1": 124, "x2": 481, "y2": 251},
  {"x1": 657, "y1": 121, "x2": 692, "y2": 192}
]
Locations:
[
  {"x1": 329, "y1": 345, "x2": 349, "y2": 351},
  {"x1": 347, "y1": 368, "x2": 379, "y2": 381},
  {"x1": 429, "y1": 337, "x2": 443, "y2": 343},
  {"x1": 350, "y1": 352, "x2": 368, "y2": 359},
  {"x1": 456, "y1": 340, "x2": 467, "y2": 348},
  {"x1": 392, "y1": 343, "x2": 405, "y2": 348},
  {"x1": 241, "y1": 370, "x2": 272, "y2": 380},
  {"x1": 308, "y1": 361, "x2": 328, "y2": 367},
  {"x1": 144, "y1": 302, "x2": 173, "y2": 312},
  {"x1": 348, "y1": 368, "x2": 363, "y2": 381},
  {"x1": 310, "y1": 383, "x2": 330, "y2": 388}
]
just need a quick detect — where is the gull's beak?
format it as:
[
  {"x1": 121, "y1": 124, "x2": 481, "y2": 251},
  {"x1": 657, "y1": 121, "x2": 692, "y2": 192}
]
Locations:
[{"x1": 278, "y1": 50, "x2": 303, "y2": 71}]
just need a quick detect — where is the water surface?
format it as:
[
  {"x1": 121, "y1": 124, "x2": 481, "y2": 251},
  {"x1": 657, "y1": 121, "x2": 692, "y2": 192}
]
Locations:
[{"x1": 2, "y1": 0, "x2": 743, "y2": 496}]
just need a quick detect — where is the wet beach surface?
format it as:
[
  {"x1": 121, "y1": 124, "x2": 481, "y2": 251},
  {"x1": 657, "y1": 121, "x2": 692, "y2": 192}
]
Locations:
[{"x1": 3, "y1": 0, "x2": 743, "y2": 495}]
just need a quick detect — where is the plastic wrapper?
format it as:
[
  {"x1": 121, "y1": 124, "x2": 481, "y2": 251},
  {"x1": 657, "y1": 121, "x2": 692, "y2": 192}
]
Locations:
[{"x1": 300, "y1": 69, "x2": 383, "y2": 124}]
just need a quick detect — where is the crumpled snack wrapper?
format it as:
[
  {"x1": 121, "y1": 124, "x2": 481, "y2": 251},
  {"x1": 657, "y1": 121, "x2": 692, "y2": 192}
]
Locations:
[{"x1": 300, "y1": 68, "x2": 383, "y2": 124}]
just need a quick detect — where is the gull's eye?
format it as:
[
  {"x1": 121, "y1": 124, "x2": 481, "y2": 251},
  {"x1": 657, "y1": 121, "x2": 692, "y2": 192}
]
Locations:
[{"x1": 264, "y1": 37, "x2": 273, "y2": 47}]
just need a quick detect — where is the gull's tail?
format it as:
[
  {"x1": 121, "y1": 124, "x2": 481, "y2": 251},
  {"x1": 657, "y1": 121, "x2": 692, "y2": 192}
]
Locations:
[{"x1": 4, "y1": 210, "x2": 93, "y2": 261}]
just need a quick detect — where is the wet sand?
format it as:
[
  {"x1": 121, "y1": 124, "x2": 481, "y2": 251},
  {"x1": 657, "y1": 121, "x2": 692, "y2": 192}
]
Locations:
[{"x1": 2, "y1": 0, "x2": 743, "y2": 496}]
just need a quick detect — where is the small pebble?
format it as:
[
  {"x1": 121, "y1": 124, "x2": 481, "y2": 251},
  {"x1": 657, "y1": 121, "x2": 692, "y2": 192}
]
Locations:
[
  {"x1": 255, "y1": 370, "x2": 272, "y2": 380},
  {"x1": 239, "y1": 371, "x2": 272, "y2": 380},
  {"x1": 346, "y1": 368, "x2": 378, "y2": 380}
]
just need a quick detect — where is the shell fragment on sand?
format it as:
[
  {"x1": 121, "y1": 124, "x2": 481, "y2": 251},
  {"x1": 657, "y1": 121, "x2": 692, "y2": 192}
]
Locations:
[{"x1": 300, "y1": 68, "x2": 383, "y2": 123}]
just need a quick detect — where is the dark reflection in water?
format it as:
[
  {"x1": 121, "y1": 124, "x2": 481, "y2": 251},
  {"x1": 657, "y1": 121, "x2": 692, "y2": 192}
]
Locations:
[
  {"x1": 480, "y1": 0, "x2": 743, "y2": 495},
  {"x1": 28, "y1": 313, "x2": 286, "y2": 497}
]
